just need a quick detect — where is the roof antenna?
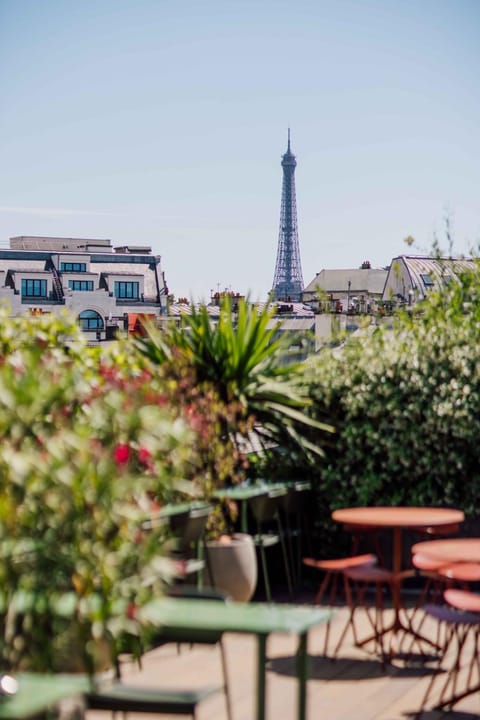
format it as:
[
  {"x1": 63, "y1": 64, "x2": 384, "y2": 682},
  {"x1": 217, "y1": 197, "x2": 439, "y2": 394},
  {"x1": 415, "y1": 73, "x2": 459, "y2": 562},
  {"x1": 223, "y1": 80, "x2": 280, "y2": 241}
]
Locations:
[{"x1": 287, "y1": 127, "x2": 291, "y2": 152}]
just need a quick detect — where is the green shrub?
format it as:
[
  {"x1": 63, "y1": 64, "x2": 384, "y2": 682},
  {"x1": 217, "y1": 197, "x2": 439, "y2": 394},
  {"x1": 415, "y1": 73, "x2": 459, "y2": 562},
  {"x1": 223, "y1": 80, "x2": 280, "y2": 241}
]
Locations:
[{"x1": 304, "y1": 262, "x2": 480, "y2": 526}]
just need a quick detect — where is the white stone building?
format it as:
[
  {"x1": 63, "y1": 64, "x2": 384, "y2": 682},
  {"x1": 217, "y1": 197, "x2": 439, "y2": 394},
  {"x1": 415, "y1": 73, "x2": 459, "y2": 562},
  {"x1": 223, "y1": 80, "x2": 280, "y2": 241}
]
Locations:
[
  {"x1": 0, "y1": 236, "x2": 168, "y2": 341},
  {"x1": 302, "y1": 264, "x2": 388, "y2": 314}
]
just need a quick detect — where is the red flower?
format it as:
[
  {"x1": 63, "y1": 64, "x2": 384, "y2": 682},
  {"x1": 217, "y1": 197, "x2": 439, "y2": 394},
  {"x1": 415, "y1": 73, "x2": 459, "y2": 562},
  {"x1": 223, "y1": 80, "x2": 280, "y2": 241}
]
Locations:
[
  {"x1": 114, "y1": 443, "x2": 130, "y2": 465},
  {"x1": 138, "y1": 447, "x2": 151, "y2": 466}
]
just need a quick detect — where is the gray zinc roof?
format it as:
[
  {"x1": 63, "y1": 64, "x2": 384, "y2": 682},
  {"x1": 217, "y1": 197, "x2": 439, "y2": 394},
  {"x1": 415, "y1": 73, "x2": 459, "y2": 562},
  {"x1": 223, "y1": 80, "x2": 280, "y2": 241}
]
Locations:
[
  {"x1": 304, "y1": 268, "x2": 388, "y2": 294},
  {"x1": 401, "y1": 255, "x2": 474, "y2": 289}
]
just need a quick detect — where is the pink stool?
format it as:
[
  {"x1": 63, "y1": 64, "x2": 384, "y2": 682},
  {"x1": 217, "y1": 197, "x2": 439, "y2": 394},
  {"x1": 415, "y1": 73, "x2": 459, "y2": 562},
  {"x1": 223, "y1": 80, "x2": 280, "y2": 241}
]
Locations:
[
  {"x1": 303, "y1": 553, "x2": 377, "y2": 656},
  {"x1": 340, "y1": 564, "x2": 395, "y2": 665},
  {"x1": 419, "y1": 588, "x2": 480, "y2": 713}
]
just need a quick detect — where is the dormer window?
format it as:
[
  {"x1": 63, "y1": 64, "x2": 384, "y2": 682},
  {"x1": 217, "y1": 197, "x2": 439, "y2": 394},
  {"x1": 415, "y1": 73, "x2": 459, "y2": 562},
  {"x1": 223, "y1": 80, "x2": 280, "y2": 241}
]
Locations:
[
  {"x1": 420, "y1": 274, "x2": 434, "y2": 287},
  {"x1": 60, "y1": 262, "x2": 87, "y2": 272},
  {"x1": 114, "y1": 281, "x2": 139, "y2": 299},
  {"x1": 21, "y1": 279, "x2": 47, "y2": 297},
  {"x1": 68, "y1": 280, "x2": 94, "y2": 291}
]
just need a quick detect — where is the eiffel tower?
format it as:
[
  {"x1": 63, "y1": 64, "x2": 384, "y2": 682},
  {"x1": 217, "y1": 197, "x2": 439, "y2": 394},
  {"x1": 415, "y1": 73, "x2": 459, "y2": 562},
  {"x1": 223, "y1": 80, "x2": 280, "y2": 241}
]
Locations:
[{"x1": 271, "y1": 130, "x2": 304, "y2": 302}]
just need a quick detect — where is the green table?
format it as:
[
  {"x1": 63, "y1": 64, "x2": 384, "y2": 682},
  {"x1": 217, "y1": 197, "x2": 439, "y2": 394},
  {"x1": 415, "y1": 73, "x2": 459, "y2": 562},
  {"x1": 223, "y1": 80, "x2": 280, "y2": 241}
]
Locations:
[
  {"x1": 213, "y1": 482, "x2": 311, "y2": 533},
  {"x1": 145, "y1": 500, "x2": 211, "y2": 527},
  {"x1": 213, "y1": 483, "x2": 289, "y2": 533},
  {"x1": 140, "y1": 597, "x2": 331, "y2": 720},
  {"x1": 0, "y1": 673, "x2": 90, "y2": 720}
]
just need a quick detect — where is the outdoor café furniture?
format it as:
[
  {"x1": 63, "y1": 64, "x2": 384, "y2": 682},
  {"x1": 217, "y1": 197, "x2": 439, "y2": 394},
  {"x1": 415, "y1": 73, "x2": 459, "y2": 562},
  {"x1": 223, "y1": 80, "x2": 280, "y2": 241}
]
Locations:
[
  {"x1": 87, "y1": 682, "x2": 221, "y2": 719},
  {"x1": 248, "y1": 487, "x2": 293, "y2": 602},
  {"x1": 340, "y1": 564, "x2": 396, "y2": 665},
  {"x1": 440, "y1": 561, "x2": 480, "y2": 583},
  {"x1": 149, "y1": 585, "x2": 233, "y2": 720},
  {"x1": 281, "y1": 481, "x2": 312, "y2": 589},
  {"x1": 139, "y1": 595, "x2": 332, "y2": 720},
  {"x1": 213, "y1": 482, "x2": 294, "y2": 602},
  {"x1": 302, "y1": 552, "x2": 377, "y2": 656},
  {"x1": 213, "y1": 481, "x2": 305, "y2": 535},
  {"x1": 411, "y1": 538, "x2": 480, "y2": 644},
  {"x1": 213, "y1": 482, "x2": 282, "y2": 533},
  {"x1": 331, "y1": 506, "x2": 465, "y2": 658},
  {"x1": 412, "y1": 537, "x2": 480, "y2": 564},
  {"x1": 418, "y1": 588, "x2": 480, "y2": 714},
  {"x1": 407, "y1": 553, "x2": 452, "y2": 647},
  {"x1": 0, "y1": 673, "x2": 89, "y2": 720},
  {"x1": 88, "y1": 585, "x2": 233, "y2": 720},
  {"x1": 408, "y1": 557, "x2": 480, "y2": 656},
  {"x1": 344, "y1": 522, "x2": 386, "y2": 566},
  {"x1": 408, "y1": 521, "x2": 462, "y2": 617},
  {"x1": 144, "y1": 502, "x2": 212, "y2": 581}
]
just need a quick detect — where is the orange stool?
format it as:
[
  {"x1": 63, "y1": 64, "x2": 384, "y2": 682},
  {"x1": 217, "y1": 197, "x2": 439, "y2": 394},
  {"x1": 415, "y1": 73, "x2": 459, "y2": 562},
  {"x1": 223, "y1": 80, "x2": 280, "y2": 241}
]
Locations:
[{"x1": 303, "y1": 553, "x2": 377, "y2": 656}]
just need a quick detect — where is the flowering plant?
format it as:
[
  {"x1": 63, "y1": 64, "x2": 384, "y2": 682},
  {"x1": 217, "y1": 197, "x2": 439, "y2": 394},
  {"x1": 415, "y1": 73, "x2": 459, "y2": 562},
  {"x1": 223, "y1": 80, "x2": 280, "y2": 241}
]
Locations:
[{"x1": 0, "y1": 310, "x2": 194, "y2": 674}]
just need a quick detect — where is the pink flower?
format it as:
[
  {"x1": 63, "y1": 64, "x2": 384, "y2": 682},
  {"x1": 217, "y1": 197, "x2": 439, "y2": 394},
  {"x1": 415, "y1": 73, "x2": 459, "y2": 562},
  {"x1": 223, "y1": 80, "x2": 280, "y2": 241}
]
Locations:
[{"x1": 114, "y1": 443, "x2": 130, "y2": 465}]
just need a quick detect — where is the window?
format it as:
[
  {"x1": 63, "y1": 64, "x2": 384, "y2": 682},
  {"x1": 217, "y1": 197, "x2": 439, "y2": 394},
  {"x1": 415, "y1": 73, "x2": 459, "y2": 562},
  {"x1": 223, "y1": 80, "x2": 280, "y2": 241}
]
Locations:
[
  {"x1": 60, "y1": 262, "x2": 87, "y2": 272},
  {"x1": 68, "y1": 280, "x2": 94, "y2": 291},
  {"x1": 420, "y1": 274, "x2": 434, "y2": 287},
  {"x1": 21, "y1": 279, "x2": 47, "y2": 297},
  {"x1": 114, "y1": 281, "x2": 139, "y2": 299},
  {"x1": 78, "y1": 310, "x2": 104, "y2": 330}
]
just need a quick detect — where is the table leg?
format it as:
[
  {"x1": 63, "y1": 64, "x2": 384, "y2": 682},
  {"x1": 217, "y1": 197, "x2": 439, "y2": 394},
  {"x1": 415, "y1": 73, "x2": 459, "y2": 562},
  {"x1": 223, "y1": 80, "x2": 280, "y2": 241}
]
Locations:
[
  {"x1": 351, "y1": 527, "x2": 441, "y2": 659},
  {"x1": 392, "y1": 526, "x2": 403, "y2": 631},
  {"x1": 296, "y1": 631, "x2": 308, "y2": 720},
  {"x1": 256, "y1": 634, "x2": 267, "y2": 720},
  {"x1": 241, "y1": 499, "x2": 248, "y2": 534}
]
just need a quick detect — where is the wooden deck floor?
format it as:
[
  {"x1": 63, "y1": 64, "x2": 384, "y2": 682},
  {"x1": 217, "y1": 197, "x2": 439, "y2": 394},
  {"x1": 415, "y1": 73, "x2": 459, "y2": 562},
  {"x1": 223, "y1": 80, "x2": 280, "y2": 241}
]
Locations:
[{"x1": 87, "y1": 594, "x2": 480, "y2": 720}]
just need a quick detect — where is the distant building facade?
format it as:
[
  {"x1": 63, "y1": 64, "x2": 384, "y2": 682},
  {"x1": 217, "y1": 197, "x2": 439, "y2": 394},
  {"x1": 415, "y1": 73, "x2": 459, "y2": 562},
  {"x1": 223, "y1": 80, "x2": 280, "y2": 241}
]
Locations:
[
  {"x1": 382, "y1": 255, "x2": 475, "y2": 306},
  {"x1": 302, "y1": 262, "x2": 388, "y2": 314},
  {"x1": 0, "y1": 236, "x2": 168, "y2": 341}
]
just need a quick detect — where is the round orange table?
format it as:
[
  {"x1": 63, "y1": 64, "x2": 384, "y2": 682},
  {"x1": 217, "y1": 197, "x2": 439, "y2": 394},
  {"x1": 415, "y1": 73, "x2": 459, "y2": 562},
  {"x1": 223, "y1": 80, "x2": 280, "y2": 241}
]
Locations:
[
  {"x1": 332, "y1": 507, "x2": 465, "y2": 650},
  {"x1": 412, "y1": 537, "x2": 480, "y2": 564}
]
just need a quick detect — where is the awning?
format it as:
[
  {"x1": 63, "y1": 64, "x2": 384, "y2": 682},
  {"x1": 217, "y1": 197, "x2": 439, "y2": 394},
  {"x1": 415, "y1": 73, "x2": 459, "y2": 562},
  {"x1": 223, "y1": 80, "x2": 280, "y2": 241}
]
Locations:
[
  {"x1": 127, "y1": 313, "x2": 156, "y2": 334},
  {"x1": 127, "y1": 313, "x2": 138, "y2": 333}
]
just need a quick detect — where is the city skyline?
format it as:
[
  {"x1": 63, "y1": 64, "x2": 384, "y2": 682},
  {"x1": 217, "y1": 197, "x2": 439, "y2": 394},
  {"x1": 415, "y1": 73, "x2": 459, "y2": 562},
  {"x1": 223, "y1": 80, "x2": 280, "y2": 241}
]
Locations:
[{"x1": 1, "y1": 1, "x2": 479, "y2": 301}]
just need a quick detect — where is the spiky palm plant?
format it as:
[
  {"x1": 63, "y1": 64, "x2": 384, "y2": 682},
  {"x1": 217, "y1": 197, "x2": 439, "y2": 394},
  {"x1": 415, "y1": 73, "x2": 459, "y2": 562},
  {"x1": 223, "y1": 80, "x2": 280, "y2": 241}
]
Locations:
[{"x1": 135, "y1": 298, "x2": 332, "y2": 459}]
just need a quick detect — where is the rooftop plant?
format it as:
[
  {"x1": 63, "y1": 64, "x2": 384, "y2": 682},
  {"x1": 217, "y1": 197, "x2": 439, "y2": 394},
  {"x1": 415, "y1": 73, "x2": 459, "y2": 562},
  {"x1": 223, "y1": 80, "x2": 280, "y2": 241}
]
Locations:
[
  {"x1": 132, "y1": 299, "x2": 333, "y2": 534},
  {"x1": 135, "y1": 298, "x2": 331, "y2": 458}
]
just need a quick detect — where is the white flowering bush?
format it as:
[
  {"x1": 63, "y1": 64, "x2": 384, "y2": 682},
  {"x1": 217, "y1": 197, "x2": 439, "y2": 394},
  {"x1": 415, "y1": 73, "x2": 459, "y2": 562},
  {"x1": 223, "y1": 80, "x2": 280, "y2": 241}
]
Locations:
[{"x1": 305, "y1": 262, "x2": 480, "y2": 516}]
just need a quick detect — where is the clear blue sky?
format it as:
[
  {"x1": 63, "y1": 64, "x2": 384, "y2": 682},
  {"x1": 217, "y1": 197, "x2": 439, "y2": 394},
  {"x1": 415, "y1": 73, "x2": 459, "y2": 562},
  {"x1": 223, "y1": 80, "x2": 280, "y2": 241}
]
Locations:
[{"x1": 1, "y1": 0, "x2": 479, "y2": 301}]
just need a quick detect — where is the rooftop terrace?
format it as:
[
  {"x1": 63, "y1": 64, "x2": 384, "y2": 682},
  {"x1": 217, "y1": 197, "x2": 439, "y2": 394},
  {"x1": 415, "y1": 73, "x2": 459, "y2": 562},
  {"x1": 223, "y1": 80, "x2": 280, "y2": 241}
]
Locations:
[{"x1": 87, "y1": 589, "x2": 480, "y2": 720}]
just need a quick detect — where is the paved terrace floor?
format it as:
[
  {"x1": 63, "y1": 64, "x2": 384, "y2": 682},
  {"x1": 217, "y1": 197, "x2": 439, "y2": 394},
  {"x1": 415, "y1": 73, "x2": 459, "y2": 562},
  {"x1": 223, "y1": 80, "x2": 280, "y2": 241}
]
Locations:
[{"x1": 86, "y1": 590, "x2": 480, "y2": 720}]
